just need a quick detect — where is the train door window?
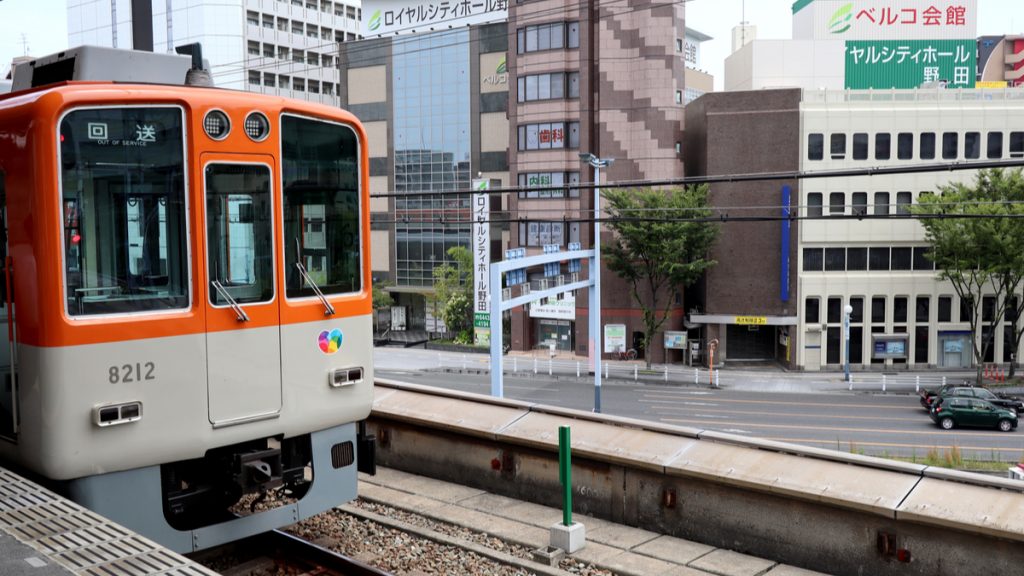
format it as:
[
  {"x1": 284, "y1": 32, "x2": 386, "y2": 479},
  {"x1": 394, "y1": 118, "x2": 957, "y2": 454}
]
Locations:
[
  {"x1": 59, "y1": 107, "x2": 189, "y2": 316},
  {"x1": 205, "y1": 164, "x2": 274, "y2": 305},
  {"x1": 281, "y1": 114, "x2": 362, "y2": 298}
]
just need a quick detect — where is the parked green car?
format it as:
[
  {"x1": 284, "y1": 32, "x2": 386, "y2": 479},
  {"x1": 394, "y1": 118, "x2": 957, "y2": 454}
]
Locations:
[{"x1": 929, "y1": 397, "x2": 1018, "y2": 432}]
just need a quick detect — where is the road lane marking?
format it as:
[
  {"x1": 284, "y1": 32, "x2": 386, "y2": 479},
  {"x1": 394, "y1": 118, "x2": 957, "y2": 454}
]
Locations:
[
  {"x1": 649, "y1": 405, "x2": 917, "y2": 422},
  {"x1": 657, "y1": 417, "x2": 1015, "y2": 438},
  {"x1": 641, "y1": 395, "x2": 918, "y2": 410}
]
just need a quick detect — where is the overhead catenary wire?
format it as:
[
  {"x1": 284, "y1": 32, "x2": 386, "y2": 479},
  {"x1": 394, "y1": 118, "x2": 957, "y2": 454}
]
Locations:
[{"x1": 368, "y1": 158, "x2": 1024, "y2": 199}]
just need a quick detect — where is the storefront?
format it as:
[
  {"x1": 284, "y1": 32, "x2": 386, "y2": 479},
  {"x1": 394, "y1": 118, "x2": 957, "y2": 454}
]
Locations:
[{"x1": 530, "y1": 295, "x2": 575, "y2": 352}]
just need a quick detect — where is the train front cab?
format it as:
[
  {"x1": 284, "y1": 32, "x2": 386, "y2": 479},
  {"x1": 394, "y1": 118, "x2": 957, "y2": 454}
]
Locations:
[{"x1": 0, "y1": 84, "x2": 375, "y2": 553}]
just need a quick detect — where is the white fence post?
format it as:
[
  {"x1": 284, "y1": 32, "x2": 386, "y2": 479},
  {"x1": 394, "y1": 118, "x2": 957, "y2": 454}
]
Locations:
[
  {"x1": 534, "y1": 357, "x2": 538, "y2": 374},
  {"x1": 634, "y1": 365, "x2": 638, "y2": 381},
  {"x1": 577, "y1": 362, "x2": 580, "y2": 378},
  {"x1": 462, "y1": 354, "x2": 466, "y2": 371},
  {"x1": 694, "y1": 368, "x2": 698, "y2": 384},
  {"x1": 915, "y1": 375, "x2": 920, "y2": 393},
  {"x1": 605, "y1": 362, "x2": 609, "y2": 379},
  {"x1": 849, "y1": 375, "x2": 853, "y2": 391},
  {"x1": 664, "y1": 366, "x2": 669, "y2": 382},
  {"x1": 882, "y1": 374, "x2": 887, "y2": 393},
  {"x1": 942, "y1": 376, "x2": 947, "y2": 386},
  {"x1": 513, "y1": 357, "x2": 517, "y2": 373},
  {"x1": 438, "y1": 353, "x2": 442, "y2": 368},
  {"x1": 548, "y1": 358, "x2": 553, "y2": 376},
  {"x1": 714, "y1": 370, "x2": 720, "y2": 388}
]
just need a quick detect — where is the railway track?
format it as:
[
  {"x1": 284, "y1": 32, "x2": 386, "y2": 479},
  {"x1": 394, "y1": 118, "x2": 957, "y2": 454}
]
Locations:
[{"x1": 196, "y1": 529, "x2": 392, "y2": 576}]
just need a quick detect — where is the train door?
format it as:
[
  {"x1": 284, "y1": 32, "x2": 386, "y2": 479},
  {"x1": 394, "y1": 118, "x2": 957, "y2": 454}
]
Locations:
[
  {"x1": 202, "y1": 158, "x2": 282, "y2": 426},
  {"x1": 0, "y1": 171, "x2": 14, "y2": 440}
]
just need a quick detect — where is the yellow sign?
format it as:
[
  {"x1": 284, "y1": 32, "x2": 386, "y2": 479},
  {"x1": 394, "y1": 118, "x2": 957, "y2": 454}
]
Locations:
[
  {"x1": 976, "y1": 81, "x2": 1008, "y2": 89},
  {"x1": 735, "y1": 316, "x2": 767, "y2": 325}
]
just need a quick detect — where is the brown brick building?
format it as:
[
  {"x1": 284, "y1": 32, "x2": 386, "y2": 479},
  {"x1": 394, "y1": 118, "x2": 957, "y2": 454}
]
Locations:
[{"x1": 508, "y1": 0, "x2": 688, "y2": 362}]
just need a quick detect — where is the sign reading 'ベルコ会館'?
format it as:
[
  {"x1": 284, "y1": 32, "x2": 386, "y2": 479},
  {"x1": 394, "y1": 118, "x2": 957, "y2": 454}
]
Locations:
[{"x1": 362, "y1": 0, "x2": 508, "y2": 37}]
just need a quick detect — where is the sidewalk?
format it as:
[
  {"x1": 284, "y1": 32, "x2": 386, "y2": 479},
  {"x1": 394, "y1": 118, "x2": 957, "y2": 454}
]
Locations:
[{"x1": 346, "y1": 467, "x2": 827, "y2": 576}]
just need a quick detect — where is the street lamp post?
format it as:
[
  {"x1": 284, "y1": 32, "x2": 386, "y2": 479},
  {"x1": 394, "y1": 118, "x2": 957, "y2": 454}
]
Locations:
[
  {"x1": 579, "y1": 153, "x2": 613, "y2": 413},
  {"x1": 844, "y1": 304, "x2": 854, "y2": 382}
]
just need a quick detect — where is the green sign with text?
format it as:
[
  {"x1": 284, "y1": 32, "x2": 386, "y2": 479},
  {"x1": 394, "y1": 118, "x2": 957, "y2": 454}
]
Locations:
[{"x1": 845, "y1": 39, "x2": 976, "y2": 89}]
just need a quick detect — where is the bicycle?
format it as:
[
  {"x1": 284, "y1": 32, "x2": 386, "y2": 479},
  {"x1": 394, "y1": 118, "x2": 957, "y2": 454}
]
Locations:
[{"x1": 617, "y1": 348, "x2": 638, "y2": 361}]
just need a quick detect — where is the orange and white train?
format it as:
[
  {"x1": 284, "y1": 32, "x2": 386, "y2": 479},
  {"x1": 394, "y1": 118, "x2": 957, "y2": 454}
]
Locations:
[{"x1": 0, "y1": 46, "x2": 374, "y2": 552}]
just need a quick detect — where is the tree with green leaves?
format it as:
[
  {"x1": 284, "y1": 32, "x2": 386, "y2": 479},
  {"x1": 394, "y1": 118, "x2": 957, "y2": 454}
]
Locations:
[
  {"x1": 430, "y1": 245, "x2": 474, "y2": 343},
  {"x1": 602, "y1": 185, "x2": 719, "y2": 369},
  {"x1": 913, "y1": 169, "x2": 1024, "y2": 384}
]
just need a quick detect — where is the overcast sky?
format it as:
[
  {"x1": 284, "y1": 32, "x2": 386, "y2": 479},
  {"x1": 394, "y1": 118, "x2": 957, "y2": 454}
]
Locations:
[{"x1": 2, "y1": 0, "x2": 1022, "y2": 83}]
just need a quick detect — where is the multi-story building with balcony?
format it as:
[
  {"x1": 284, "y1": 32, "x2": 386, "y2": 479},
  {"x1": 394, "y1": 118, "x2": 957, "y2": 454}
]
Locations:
[{"x1": 66, "y1": 0, "x2": 362, "y2": 103}]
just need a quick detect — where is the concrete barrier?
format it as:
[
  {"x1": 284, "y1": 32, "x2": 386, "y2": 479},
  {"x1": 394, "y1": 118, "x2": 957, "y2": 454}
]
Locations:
[{"x1": 369, "y1": 379, "x2": 1024, "y2": 576}]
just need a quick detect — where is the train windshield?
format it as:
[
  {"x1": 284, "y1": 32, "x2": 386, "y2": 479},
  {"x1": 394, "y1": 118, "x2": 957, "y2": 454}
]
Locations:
[
  {"x1": 59, "y1": 107, "x2": 189, "y2": 316},
  {"x1": 281, "y1": 115, "x2": 362, "y2": 298}
]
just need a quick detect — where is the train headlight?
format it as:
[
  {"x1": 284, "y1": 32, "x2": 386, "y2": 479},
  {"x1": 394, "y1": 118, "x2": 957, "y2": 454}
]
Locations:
[
  {"x1": 244, "y1": 112, "x2": 270, "y2": 142},
  {"x1": 203, "y1": 110, "x2": 230, "y2": 140},
  {"x1": 94, "y1": 401, "x2": 143, "y2": 427},
  {"x1": 329, "y1": 367, "x2": 364, "y2": 388}
]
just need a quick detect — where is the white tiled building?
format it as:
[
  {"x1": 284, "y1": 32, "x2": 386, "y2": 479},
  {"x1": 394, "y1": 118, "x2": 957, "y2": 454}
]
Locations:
[
  {"x1": 798, "y1": 89, "x2": 1024, "y2": 371},
  {"x1": 66, "y1": 0, "x2": 361, "y2": 103}
]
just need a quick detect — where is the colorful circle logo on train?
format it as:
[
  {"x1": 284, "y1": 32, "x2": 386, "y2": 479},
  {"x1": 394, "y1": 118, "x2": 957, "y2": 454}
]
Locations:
[{"x1": 318, "y1": 329, "x2": 343, "y2": 354}]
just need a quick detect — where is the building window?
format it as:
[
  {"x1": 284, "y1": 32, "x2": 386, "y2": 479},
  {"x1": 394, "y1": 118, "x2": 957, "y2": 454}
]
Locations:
[
  {"x1": 518, "y1": 72, "x2": 573, "y2": 102},
  {"x1": 293, "y1": 49, "x2": 304, "y2": 63},
  {"x1": 916, "y1": 296, "x2": 930, "y2": 323},
  {"x1": 898, "y1": 132, "x2": 913, "y2": 159},
  {"x1": 983, "y1": 296, "x2": 997, "y2": 323},
  {"x1": 292, "y1": 22, "x2": 303, "y2": 34},
  {"x1": 913, "y1": 247, "x2": 934, "y2": 270},
  {"x1": 872, "y1": 297, "x2": 886, "y2": 324},
  {"x1": 278, "y1": 46, "x2": 289, "y2": 60},
  {"x1": 247, "y1": 41, "x2": 260, "y2": 55},
  {"x1": 807, "y1": 192, "x2": 822, "y2": 217},
  {"x1": 264, "y1": 73, "x2": 275, "y2": 87},
  {"x1": 875, "y1": 133, "x2": 891, "y2": 160},
  {"x1": 1011, "y1": 132, "x2": 1024, "y2": 158},
  {"x1": 873, "y1": 192, "x2": 889, "y2": 215},
  {"x1": 676, "y1": 38, "x2": 683, "y2": 52},
  {"x1": 852, "y1": 192, "x2": 867, "y2": 216},
  {"x1": 830, "y1": 133, "x2": 846, "y2": 160},
  {"x1": 293, "y1": 78, "x2": 305, "y2": 91},
  {"x1": 869, "y1": 247, "x2": 889, "y2": 271},
  {"x1": 518, "y1": 221, "x2": 566, "y2": 247},
  {"x1": 829, "y1": 192, "x2": 844, "y2": 215},
  {"x1": 942, "y1": 132, "x2": 958, "y2": 160},
  {"x1": 518, "y1": 172, "x2": 580, "y2": 198},
  {"x1": 853, "y1": 133, "x2": 868, "y2": 160},
  {"x1": 919, "y1": 132, "x2": 935, "y2": 160},
  {"x1": 568, "y1": 71, "x2": 580, "y2": 98},
  {"x1": 807, "y1": 133, "x2": 824, "y2": 161},
  {"x1": 959, "y1": 297, "x2": 973, "y2": 323},
  {"x1": 803, "y1": 248, "x2": 824, "y2": 271},
  {"x1": 518, "y1": 122, "x2": 578, "y2": 150},
  {"x1": 824, "y1": 248, "x2": 845, "y2": 271},
  {"x1": 938, "y1": 296, "x2": 952, "y2": 322},
  {"x1": 847, "y1": 247, "x2": 867, "y2": 270},
  {"x1": 988, "y1": 131, "x2": 1003, "y2": 158},
  {"x1": 805, "y1": 297, "x2": 820, "y2": 324},
  {"x1": 262, "y1": 14, "x2": 274, "y2": 28},
  {"x1": 246, "y1": 11, "x2": 259, "y2": 26},
  {"x1": 263, "y1": 44, "x2": 274, "y2": 57},
  {"x1": 248, "y1": 70, "x2": 261, "y2": 85},
  {"x1": 894, "y1": 297, "x2": 908, "y2": 323},
  {"x1": 675, "y1": 90, "x2": 683, "y2": 105},
  {"x1": 895, "y1": 191, "x2": 912, "y2": 215},
  {"x1": 277, "y1": 17, "x2": 288, "y2": 31},
  {"x1": 964, "y1": 131, "x2": 980, "y2": 159},
  {"x1": 517, "y1": 21, "x2": 577, "y2": 54},
  {"x1": 891, "y1": 247, "x2": 912, "y2": 270},
  {"x1": 827, "y1": 297, "x2": 842, "y2": 324}
]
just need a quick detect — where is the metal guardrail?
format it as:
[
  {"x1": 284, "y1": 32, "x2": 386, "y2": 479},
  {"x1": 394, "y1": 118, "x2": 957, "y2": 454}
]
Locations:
[{"x1": 437, "y1": 352, "x2": 721, "y2": 386}]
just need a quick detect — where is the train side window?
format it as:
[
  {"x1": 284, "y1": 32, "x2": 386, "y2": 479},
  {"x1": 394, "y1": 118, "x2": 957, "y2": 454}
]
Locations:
[
  {"x1": 205, "y1": 164, "x2": 274, "y2": 305},
  {"x1": 59, "y1": 107, "x2": 189, "y2": 316},
  {"x1": 281, "y1": 114, "x2": 362, "y2": 298}
]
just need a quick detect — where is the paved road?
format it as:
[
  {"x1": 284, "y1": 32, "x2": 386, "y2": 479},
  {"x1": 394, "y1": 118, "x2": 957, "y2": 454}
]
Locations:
[{"x1": 375, "y1": 347, "x2": 1024, "y2": 463}]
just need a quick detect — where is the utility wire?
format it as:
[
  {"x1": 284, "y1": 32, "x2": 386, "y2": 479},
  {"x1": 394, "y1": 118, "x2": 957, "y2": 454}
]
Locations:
[{"x1": 369, "y1": 159, "x2": 1024, "y2": 199}]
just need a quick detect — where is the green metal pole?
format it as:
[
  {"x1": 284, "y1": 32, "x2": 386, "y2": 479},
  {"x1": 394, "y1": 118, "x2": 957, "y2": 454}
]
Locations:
[{"x1": 559, "y1": 426, "x2": 572, "y2": 526}]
